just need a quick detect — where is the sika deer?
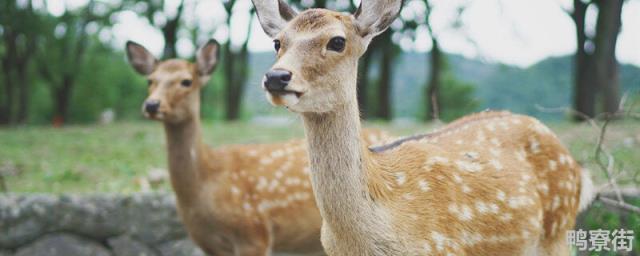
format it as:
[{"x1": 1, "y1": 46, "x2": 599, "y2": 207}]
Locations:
[
  {"x1": 252, "y1": 0, "x2": 594, "y2": 255},
  {"x1": 126, "y1": 40, "x2": 392, "y2": 255}
]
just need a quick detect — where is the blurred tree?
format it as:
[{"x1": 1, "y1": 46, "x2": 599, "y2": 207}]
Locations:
[
  {"x1": 593, "y1": 0, "x2": 623, "y2": 116},
  {"x1": 422, "y1": 0, "x2": 440, "y2": 121},
  {"x1": 0, "y1": 0, "x2": 40, "y2": 124},
  {"x1": 124, "y1": 0, "x2": 185, "y2": 59},
  {"x1": 221, "y1": 0, "x2": 254, "y2": 120},
  {"x1": 375, "y1": 30, "x2": 397, "y2": 120},
  {"x1": 570, "y1": 0, "x2": 625, "y2": 120},
  {"x1": 35, "y1": 1, "x2": 115, "y2": 125}
]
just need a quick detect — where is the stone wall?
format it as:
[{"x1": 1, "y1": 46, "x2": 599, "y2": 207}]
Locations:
[{"x1": 0, "y1": 193, "x2": 205, "y2": 256}]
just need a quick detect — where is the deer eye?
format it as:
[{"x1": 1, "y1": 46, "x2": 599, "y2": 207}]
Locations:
[
  {"x1": 274, "y1": 39, "x2": 281, "y2": 52},
  {"x1": 147, "y1": 79, "x2": 153, "y2": 86},
  {"x1": 180, "y1": 79, "x2": 192, "y2": 87},
  {"x1": 327, "y1": 37, "x2": 345, "y2": 52}
]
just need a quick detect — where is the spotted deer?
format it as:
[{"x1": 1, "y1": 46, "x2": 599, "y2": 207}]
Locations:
[
  {"x1": 125, "y1": 40, "x2": 392, "y2": 255},
  {"x1": 252, "y1": 0, "x2": 595, "y2": 255}
]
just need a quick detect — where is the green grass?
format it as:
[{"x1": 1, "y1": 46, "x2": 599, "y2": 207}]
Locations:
[
  {"x1": 0, "y1": 119, "x2": 638, "y2": 193},
  {"x1": 1, "y1": 119, "x2": 639, "y2": 252}
]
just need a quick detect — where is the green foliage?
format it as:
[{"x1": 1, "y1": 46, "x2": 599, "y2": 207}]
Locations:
[
  {"x1": 435, "y1": 72, "x2": 481, "y2": 121},
  {"x1": 70, "y1": 43, "x2": 146, "y2": 122}
]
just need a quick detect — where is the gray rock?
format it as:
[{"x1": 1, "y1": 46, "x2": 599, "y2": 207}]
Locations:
[
  {"x1": 0, "y1": 249, "x2": 12, "y2": 256},
  {"x1": 13, "y1": 233, "x2": 111, "y2": 256},
  {"x1": 0, "y1": 193, "x2": 187, "y2": 249},
  {"x1": 158, "y1": 239, "x2": 206, "y2": 256},
  {"x1": 108, "y1": 235, "x2": 158, "y2": 256}
]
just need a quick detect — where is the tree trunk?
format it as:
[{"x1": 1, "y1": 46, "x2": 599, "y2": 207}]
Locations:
[
  {"x1": 376, "y1": 30, "x2": 393, "y2": 120},
  {"x1": 53, "y1": 75, "x2": 73, "y2": 125},
  {"x1": 0, "y1": 62, "x2": 14, "y2": 125},
  {"x1": 593, "y1": 0, "x2": 623, "y2": 115},
  {"x1": 357, "y1": 50, "x2": 373, "y2": 119},
  {"x1": 426, "y1": 38, "x2": 441, "y2": 121},
  {"x1": 161, "y1": 0, "x2": 185, "y2": 59},
  {"x1": 1, "y1": 28, "x2": 17, "y2": 125},
  {"x1": 572, "y1": 0, "x2": 597, "y2": 121},
  {"x1": 16, "y1": 63, "x2": 29, "y2": 124}
]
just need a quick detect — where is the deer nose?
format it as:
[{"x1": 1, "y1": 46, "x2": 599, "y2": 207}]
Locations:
[
  {"x1": 264, "y1": 69, "x2": 292, "y2": 92},
  {"x1": 144, "y1": 100, "x2": 160, "y2": 114}
]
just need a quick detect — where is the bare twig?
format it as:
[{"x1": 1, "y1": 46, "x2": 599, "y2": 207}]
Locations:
[
  {"x1": 535, "y1": 91, "x2": 640, "y2": 214},
  {"x1": 597, "y1": 196, "x2": 640, "y2": 215}
]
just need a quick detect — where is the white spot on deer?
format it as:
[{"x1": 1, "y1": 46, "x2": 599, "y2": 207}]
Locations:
[
  {"x1": 485, "y1": 123, "x2": 496, "y2": 131},
  {"x1": 536, "y1": 183, "x2": 549, "y2": 195},
  {"x1": 425, "y1": 156, "x2": 449, "y2": 168},
  {"x1": 275, "y1": 171, "x2": 283, "y2": 179},
  {"x1": 489, "y1": 203, "x2": 499, "y2": 213},
  {"x1": 489, "y1": 148, "x2": 501, "y2": 157},
  {"x1": 498, "y1": 121, "x2": 509, "y2": 129},
  {"x1": 452, "y1": 174, "x2": 463, "y2": 183},
  {"x1": 474, "y1": 131, "x2": 487, "y2": 145},
  {"x1": 475, "y1": 201, "x2": 488, "y2": 214},
  {"x1": 260, "y1": 157, "x2": 273, "y2": 165},
  {"x1": 456, "y1": 160, "x2": 482, "y2": 172},
  {"x1": 418, "y1": 180, "x2": 430, "y2": 191},
  {"x1": 230, "y1": 186, "x2": 241, "y2": 195},
  {"x1": 243, "y1": 202, "x2": 252, "y2": 211},
  {"x1": 455, "y1": 140, "x2": 463, "y2": 145},
  {"x1": 449, "y1": 203, "x2": 473, "y2": 221},
  {"x1": 529, "y1": 137, "x2": 540, "y2": 153},
  {"x1": 431, "y1": 232, "x2": 447, "y2": 251},
  {"x1": 558, "y1": 154, "x2": 568, "y2": 165},
  {"x1": 489, "y1": 159, "x2": 503, "y2": 171},
  {"x1": 285, "y1": 177, "x2": 301, "y2": 186},
  {"x1": 462, "y1": 185, "x2": 472, "y2": 193},
  {"x1": 303, "y1": 166, "x2": 310, "y2": 174},
  {"x1": 511, "y1": 118, "x2": 522, "y2": 125},
  {"x1": 395, "y1": 172, "x2": 406, "y2": 185},
  {"x1": 422, "y1": 243, "x2": 432, "y2": 253},
  {"x1": 551, "y1": 196, "x2": 561, "y2": 211},
  {"x1": 490, "y1": 138, "x2": 500, "y2": 146},
  {"x1": 403, "y1": 193, "x2": 415, "y2": 201},
  {"x1": 549, "y1": 160, "x2": 558, "y2": 171},
  {"x1": 515, "y1": 149, "x2": 527, "y2": 162},
  {"x1": 267, "y1": 179, "x2": 279, "y2": 192},
  {"x1": 499, "y1": 213, "x2": 513, "y2": 222},
  {"x1": 256, "y1": 177, "x2": 268, "y2": 191},
  {"x1": 497, "y1": 190, "x2": 506, "y2": 201},
  {"x1": 247, "y1": 150, "x2": 258, "y2": 156}
]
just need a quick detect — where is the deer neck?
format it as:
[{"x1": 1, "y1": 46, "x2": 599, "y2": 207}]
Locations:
[
  {"x1": 163, "y1": 104, "x2": 206, "y2": 206},
  {"x1": 301, "y1": 91, "x2": 400, "y2": 253}
]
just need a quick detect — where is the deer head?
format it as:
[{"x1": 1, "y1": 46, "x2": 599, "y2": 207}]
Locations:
[
  {"x1": 254, "y1": 0, "x2": 402, "y2": 113},
  {"x1": 126, "y1": 40, "x2": 219, "y2": 123}
]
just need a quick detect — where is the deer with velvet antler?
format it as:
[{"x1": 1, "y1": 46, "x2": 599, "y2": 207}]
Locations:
[{"x1": 251, "y1": 0, "x2": 595, "y2": 255}]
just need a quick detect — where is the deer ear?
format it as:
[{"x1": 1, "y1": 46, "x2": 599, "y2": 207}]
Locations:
[
  {"x1": 196, "y1": 39, "x2": 219, "y2": 77},
  {"x1": 253, "y1": 0, "x2": 298, "y2": 38},
  {"x1": 125, "y1": 41, "x2": 158, "y2": 75},
  {"x1": 353, "y1": 0, "x2": 402, "y2": 44}
]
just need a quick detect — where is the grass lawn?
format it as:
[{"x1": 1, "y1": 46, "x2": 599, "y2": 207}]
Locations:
[{"x1": 0, "y1": 119, "x2": 638, "y2": 193}]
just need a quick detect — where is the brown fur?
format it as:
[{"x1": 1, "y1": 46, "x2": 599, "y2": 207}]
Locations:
[
  {"x1": 253, "y1": 5, "x2": 584, "y2": 255},
  {"x1": 128, "y1": 42, "x2": 393, "y2": 255}
]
